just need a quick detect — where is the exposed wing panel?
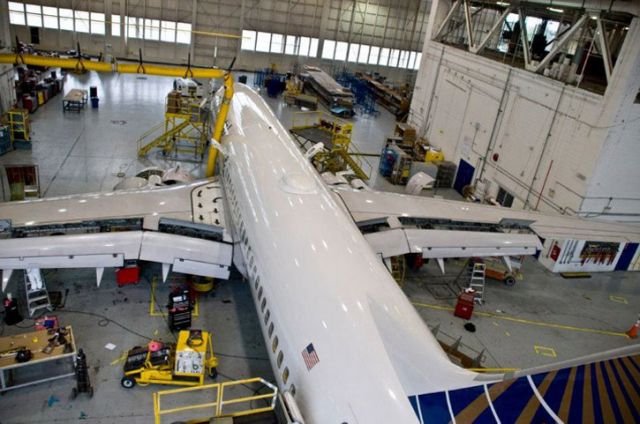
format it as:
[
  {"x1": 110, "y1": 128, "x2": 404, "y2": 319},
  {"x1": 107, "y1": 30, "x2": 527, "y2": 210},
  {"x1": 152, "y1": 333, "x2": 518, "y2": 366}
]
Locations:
[
  {"x1": 337, "y1": 189, "x2": 640, "y2": 244},
  {"x1": 0, "y1": 232, "x2": 142, "y2": 269},
  {"x1": 0, "y1": 179, "x2": 234, "y2": 285}
]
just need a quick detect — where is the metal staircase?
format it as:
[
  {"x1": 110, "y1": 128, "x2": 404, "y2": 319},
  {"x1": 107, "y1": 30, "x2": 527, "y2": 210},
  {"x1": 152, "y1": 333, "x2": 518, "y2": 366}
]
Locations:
[
  {"x1": 137, "y1": 120, "x2": 191, "y2": 157},
  {"x1": 24, "y1": 268, "x2": 52, "y2": 317},
  {"x1": 468, "y1": 261, "x2": 486, "y2": 304}
]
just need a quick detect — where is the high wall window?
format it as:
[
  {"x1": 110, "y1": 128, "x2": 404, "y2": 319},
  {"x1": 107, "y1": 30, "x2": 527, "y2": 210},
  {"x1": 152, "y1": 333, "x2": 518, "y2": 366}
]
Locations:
[
  {"x1": 59, "y1": 8, "x2": 73, "y2": 31},
  {"x1": 358, "y1": 45, "x2": 370, "y2": 64},
  {"x1": 255, "y1": 32, "x2": 271, "y2": 52},
  {"x1": 161, "y1": 21, "x2": 177, "y2": 42},
  {"x1": 241, "y1": 30, "x2": 319, "y2": 57},
  {"x1": 42, "y1": 6, "x2": 58, "y2": 29},
  {"x1": 126, "y1": 16, "x2": 141, "y2": 39},
  {"x1": 312, "y1": 37, "x2": 420, "y2": 70},
  {"x1": 270, "y1": 33, "x2": 284, "y2": 54},
  {"x1": 322, "y1": 40, "x2": 336, "y2": 59},
  {"x1": 144, "y1": 19, "x2": 159, "y2": 41},
  {"x1": 90, "y1": 13, "x2": 105, "y2": 35},
  {"x1": 74, "y1": 11, "x2": 89, "y2": 33},
  {"x1": 348, "y1": 43, "x2": 359, "y2": 62},
  {"x1": 176, "y1": 23, "x2": 191, "y2": 44},
  {"x1": 111, "y1": 15, "x2": 121, "y2": 36},
  {"x1": 241, "y1": 29, "x2": 257, "y2": 50},
  {"x1": 8, "y1": 2, "x2": 192, "y2": 46},
  {"x1": 368, "y1": 46, "x2": 380, "y2": 65},
  {"x1": 335, "y1": 42, "x2": 348, "y2": 61},
  {"x1": 25, "y1": 4, "x2": 42, "y2": 27},
  {"x1": 8, "y1": 2, "x2": 26, "y2": 26}
]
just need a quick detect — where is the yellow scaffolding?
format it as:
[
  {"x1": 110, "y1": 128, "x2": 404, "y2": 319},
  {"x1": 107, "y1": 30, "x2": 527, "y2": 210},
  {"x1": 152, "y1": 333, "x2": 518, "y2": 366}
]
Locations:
[
  {"x1": 290, "y1": 111, "x2": 372, "y2": 180},
  {"x1": 153, "y1": 377, "x2": 277, "y2": 424},
  {"x1": 137, "y1": 94, "x2": 210, "y2": 160},
  {"x1": 0, "y1": 53, "x2": 233, "y2": 177}
]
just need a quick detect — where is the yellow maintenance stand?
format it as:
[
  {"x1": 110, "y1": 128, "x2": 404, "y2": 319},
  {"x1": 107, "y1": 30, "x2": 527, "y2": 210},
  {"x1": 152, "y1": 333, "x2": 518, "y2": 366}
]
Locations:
[
  {"x1": 290, "y1": 111, "x2": 371, "y2": 180},
  {"x1": 137, "y1": 89, "x2": 210, "y2": 161},
  {"x1": 121, "y1": 329, "x2": 218, "y2": 389}
]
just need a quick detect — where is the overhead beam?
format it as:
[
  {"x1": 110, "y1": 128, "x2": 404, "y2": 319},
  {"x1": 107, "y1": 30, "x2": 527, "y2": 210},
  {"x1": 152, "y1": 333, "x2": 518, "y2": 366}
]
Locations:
[
  {"x1": 469, "y1": 6, "x2": 513, "y2": 54},
  {"x1": 595, "y1": 16, "x2": 613, "y2": 82},
  {"x1": 463, "y1": 0, "x2": 475, "y2": 49},
  {"x1": 533, "y1": 14, "x2": 589, "y2": 72},
  {"x1": 433, "y1": 0, "x2": 462, "y2": 41},
  {"x1": 518, "y1": 8, "x2": 532, "y2": 69}
]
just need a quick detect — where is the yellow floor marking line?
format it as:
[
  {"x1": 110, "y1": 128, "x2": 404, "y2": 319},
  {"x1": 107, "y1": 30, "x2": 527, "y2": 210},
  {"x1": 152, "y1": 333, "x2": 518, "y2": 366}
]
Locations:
[
  {"x1": 534, "y1": 345, "x2": 557, "y2": 358},
  {"x1": 609, "y1": 295, "x2": 628, "y2": 304},
  {"x1": 468, "y1": 368, "x2": 520, "y2": 373},
  {"x1": 111, "y1": 352, "x2": 127, "y2": 366},
  {"x1": 411, "y1": 302, "x2": 628, "y2": 338},
  {"x1": 150, "y1": 277, "x2": 199, "y2": 317}
]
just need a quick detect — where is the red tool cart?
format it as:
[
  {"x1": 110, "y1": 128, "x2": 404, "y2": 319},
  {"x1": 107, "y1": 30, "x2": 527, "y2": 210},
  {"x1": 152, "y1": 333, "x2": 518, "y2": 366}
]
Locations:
[{"x1": 454, "y1": 291, "x2": 475, "y2": 320}]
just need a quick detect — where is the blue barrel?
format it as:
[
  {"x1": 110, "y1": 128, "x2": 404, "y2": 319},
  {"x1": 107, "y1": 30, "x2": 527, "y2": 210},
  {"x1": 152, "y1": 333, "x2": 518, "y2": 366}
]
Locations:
[{"x1": 91, "y1": 97, "x2": 99, "y2": 108}]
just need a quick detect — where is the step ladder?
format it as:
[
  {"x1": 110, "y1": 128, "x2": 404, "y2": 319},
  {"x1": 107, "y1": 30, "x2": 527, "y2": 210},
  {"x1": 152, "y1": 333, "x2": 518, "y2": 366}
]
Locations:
[
  {"x1": 468, "y1": 261, "x2": 486, "y2": 304},
  {"x1": 389, "y1": 256, "x2": 406, "y2": 287},
  {"x1": 24, "y1": 268, "x2": 53, "y2": 317}
]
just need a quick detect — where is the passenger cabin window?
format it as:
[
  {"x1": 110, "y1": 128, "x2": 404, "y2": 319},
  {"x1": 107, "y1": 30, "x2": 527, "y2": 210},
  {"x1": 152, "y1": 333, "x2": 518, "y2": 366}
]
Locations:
[
  {"x1": 282, "y1": 367, "x2": 289, "y2": 383},
  {"x1": 264, "y1": 310, "x2": 270, "y2": 324},
  {"x1": 261, "y1": 298, "x2": 267, "y2": 312},
  {"x1": 277, "y1": 351, "x2": 284, "y2": 368},
  {"x1": 290, "y1": 384, "x2": 296, "y2": 396},
  {"x1": 258, "y1": 287, "x2": 263, "y2": 300},
  {"x1": 272, "y1": 336, "x2": 278, "y2": 352},
  {"x1": 268, "y1": 322, "x2": 274, "y2": 337}
]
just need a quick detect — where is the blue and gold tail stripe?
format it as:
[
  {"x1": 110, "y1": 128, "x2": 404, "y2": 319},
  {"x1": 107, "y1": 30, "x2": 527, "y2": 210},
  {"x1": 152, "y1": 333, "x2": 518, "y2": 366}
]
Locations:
[{"x1": 408, "y1": 354, "x2": 640, "y2": 423}]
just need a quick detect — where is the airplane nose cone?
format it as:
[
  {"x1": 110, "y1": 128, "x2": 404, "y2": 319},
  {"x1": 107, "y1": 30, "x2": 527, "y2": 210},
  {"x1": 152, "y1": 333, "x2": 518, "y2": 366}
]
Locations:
[{"x1": 281, "y1": 173, "x2": 317, "y2": 195}]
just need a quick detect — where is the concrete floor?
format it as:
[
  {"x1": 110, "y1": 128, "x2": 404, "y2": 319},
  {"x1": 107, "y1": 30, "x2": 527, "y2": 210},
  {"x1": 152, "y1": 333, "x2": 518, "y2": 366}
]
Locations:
[{"x1": 0, "y1": 71, "x2": 639, "y2": 423}]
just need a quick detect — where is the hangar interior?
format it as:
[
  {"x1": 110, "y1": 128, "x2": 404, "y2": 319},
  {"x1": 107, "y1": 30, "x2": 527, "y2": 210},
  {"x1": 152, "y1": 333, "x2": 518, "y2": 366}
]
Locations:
[{"x1": 0, "y1": 0, "x2": 638, "y2": 423}]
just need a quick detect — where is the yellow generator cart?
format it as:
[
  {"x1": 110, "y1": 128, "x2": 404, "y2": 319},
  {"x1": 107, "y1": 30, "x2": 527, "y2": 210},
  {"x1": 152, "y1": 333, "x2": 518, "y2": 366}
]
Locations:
[{"x1": 121, "y1": 329, "x2": 218, "y2": 389}]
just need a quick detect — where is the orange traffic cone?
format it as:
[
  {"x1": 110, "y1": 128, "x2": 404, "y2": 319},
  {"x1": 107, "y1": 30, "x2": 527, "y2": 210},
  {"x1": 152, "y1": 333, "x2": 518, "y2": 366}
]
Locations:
[{"x1": 626, "y1": 316, "x2": 640, "y2": 339}]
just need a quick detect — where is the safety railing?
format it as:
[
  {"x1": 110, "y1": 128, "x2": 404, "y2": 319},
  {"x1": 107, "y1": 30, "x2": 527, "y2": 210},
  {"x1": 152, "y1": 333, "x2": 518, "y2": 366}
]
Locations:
[
  {"x1": 136, "y1": 122, "x2": 165, "y2": 156},
  {"x1": 344, "y1": 141, "x2": 374, "y2": 180},
  {"x1": 153, "y1": 377, "x2": 278, "y2": 424},
  {"x1": 292, "y1": 111, "x2": 352, "y2": 137}
]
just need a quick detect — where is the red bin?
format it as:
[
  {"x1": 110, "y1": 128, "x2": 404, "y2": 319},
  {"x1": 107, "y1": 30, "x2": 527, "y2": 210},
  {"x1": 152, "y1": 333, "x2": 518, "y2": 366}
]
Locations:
[
  {"x1": 454, "y1": 292, "x2": 475, "y2": 320},
  {"x1": 116, "y1": 266, "x2": 140, "y2": 286}
]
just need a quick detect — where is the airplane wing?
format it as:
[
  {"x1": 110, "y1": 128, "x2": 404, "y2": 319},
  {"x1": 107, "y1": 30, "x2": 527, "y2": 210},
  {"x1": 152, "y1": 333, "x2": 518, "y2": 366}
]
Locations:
[
  {"x1": 0, "y1": 179, "x2": 233, "y2": 289},
  {"x1": 332, "y1": 188, "x2": 640, "y2": 266},
  {"x1": 409, "y1": 344, "x2": 640, "y2": 423}
]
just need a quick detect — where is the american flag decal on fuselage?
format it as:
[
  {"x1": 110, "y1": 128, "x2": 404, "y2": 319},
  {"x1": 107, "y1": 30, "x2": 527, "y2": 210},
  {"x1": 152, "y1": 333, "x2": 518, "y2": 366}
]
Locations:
[{"x1": 302, "y1": 343, "x2": 320, "y2": 371}]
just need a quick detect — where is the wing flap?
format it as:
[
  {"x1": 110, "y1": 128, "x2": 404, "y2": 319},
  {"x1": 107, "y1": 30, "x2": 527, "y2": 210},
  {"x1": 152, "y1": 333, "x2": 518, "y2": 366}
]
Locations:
[{"x1": 365, "y1": 228, "x2": 541, "y2": 259}]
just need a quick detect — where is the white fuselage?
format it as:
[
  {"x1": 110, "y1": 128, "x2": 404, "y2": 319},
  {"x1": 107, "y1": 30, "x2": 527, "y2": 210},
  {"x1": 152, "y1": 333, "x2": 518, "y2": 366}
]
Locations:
[{"x1": 219, "y1": 85, "x2": 481, "y2": 423}]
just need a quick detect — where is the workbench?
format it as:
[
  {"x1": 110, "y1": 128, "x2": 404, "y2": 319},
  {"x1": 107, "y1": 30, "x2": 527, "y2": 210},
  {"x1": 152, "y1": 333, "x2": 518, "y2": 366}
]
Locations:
[
  {"x1": 62, "y1": 89, "x2": 88, "y2": 112},
  {"x1": 0, "y1": 326, "x2": 76, "y2": 392}
]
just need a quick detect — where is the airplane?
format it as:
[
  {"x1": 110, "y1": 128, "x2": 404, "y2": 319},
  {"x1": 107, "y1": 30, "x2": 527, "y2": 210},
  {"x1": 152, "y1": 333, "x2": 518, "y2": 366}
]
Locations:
[{"x1": 1, "y1": 83, "x2": 639, "y2": 423}]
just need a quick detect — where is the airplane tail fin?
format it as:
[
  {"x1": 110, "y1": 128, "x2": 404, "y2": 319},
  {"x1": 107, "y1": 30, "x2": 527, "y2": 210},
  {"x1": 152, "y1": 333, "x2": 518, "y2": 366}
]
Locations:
[{"x1": 409, "y1": 344, "x2": 640, "y2": 424}]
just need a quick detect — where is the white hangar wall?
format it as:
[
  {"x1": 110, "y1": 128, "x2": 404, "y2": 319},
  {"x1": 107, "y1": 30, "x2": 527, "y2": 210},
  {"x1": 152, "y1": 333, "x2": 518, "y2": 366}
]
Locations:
[{"x1": 409, "y1": 1, "x2": 640, "y2": 222}]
